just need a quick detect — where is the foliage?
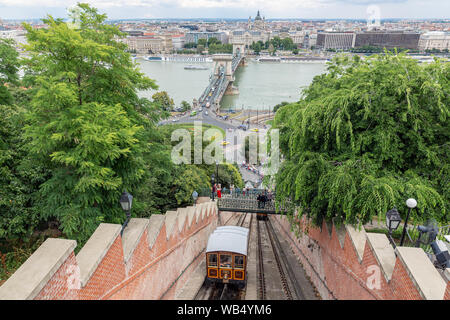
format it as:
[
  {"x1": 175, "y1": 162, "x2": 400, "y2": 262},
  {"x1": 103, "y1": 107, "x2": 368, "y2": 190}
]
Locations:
[
  {"x1": 272, "y1": 52, "x2": 449, "y2": 227},
  {"x1": 273, "y1": 101, "x2": 289, "y2": 113},
  {"x1": 207, "y1": 37, "x2": 221, "y2": 46},
  {"x1": 0, "y1": 38, "x2": 20, "y2": 105},
  {"x1": 183, "y1": 42, "x2": 197, "y2": 49},
  {"x1": 197, "y1": 39, "x2": 207, "y2": 47},
  {"x1": 180, "y1": 100, "x2": 191, "y2": 112},
  {"x1": 21, "y1": 3, "x2": 162, "y2": 243},
  {"x1": 208, "y1": 43, "x2": 233, "y2": 54},
  {"x1": 152, "y1": 91, "x2": 174, "y2": 111}
]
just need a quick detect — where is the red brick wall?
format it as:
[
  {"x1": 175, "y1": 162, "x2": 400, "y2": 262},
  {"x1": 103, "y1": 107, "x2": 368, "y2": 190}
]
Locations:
[
  {"x1": 271, "y1": 215, "x2": 446, "y2": 300},
  {"x1": 35, "y1": 252, "x2": 79, "y2": 300},
  {"x1": 105, "y1": 211, "x2": 216, "y2": 300},
  {"x1": 30, "y1": 204, "x2": 218, "y2": 300},
  {"x1": 79, "y1": 236, "x2": 126, "y2": 300},
  {"x1": 389, "y1": 256, "x2": 422, "y2": 300},
  {"x1": 445, "y1": 282, "x2": 450, "y2": 300}
]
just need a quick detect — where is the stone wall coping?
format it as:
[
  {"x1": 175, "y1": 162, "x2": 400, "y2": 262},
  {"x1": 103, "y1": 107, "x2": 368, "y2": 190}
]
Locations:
[
  {"x1": 147, "y1": 214, "x2": 165, "y2": 249},
  {"x1": 177, "y1": 208, "x2": 188, "y2": 232},
  {"x1": 395, "y1": 246, "x2": 447, "y2": 300},
  {"x1": 445, "y1": 268, "x2": 450, "y2": 282},
  {"x1": 0, "y1": 238, "x2": 76, "y2": 300},
  {"x1": 332, "y1": 218, "x2": 346, "y2": 249},
  {"x1": 345, "y1": 224, "x2": 367, "y2": 263},
  {"x1": 365, "y1": 233, "x2": 396, "y2": 281},
  {"x1": 198, "y1": 204, "x2": 208, "y2": 223},
  {"x1": 76, "y1": 223, "x2": 121, "y2": 287},
  {"x1": 186, "y1": 206, "x2": 196, "y2": 227},
  {"x1": 122, "y1": 218, "x2": 150, "y2": 263},
  {"x1": 165, "y1": 211, "x2": 178, "y2": 239}
]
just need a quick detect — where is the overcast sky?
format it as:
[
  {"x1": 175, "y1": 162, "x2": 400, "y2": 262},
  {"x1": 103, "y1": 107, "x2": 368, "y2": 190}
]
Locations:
[{"x1": 0, "y1": 0, "x2": 448, "y2": 20}]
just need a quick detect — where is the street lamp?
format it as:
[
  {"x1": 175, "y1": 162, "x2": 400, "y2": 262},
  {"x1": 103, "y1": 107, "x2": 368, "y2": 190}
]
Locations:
[
  {"x1": 386, "y1": 207, "x2": 401, "y2": 248},
  {"x1": 215, "y1": 160, "x2": 219, "y2": 184},
  {"x1": 192, "y1": 190, "x2": 198, "y2": 206},
  {"x1": 119, "y1": 191, "x2": 133, "y2": 236},
  {"x1": 400, "y1": 198, "x2": 417, "y2": 246},
  {"x1": 211, "y1": 174, "x2": 215, "y2": 201}
]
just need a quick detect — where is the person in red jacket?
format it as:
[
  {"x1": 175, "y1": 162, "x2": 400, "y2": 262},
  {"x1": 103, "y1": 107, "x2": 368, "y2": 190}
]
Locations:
[{"x1": 217, "y1": 184, "x2": 222, "y2": 198}]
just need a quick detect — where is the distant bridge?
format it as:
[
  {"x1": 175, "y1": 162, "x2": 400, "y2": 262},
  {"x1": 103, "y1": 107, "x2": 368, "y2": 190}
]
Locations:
[{"x1": 196, "y1": 43, "x2": 246, "y2": 111}]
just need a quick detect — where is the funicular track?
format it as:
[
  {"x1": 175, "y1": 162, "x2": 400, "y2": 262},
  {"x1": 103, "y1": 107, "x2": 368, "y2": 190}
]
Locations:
[{"x1": 256, "y1": 216, "x2": 305, "y2": 300}]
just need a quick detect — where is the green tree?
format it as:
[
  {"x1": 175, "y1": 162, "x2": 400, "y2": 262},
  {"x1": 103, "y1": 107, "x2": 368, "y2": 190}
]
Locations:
[
  {"x1": 184, "y1": 42, "x2": 197, "y2": 49},
  {"x1": 180, "y1": 100, "x2": 191, "y2": 112},
  {"x1": 152, "y1": 91, "x2": 174, "y2": 111},
  {"x1": 268, "y1": 43, "x2": 276, "y2": 56},
  {"x1": 207, "y1": 37, "x2": 221, "y2": 46},
  {"x1": 273, "y1": 101, "x2": 289, "y2": 113},
  {"x1": 0, "y1": 38, "x2": 20, "y2": 105},
  {"x1": 281, "y1": 37, "x2": 295, "y2": 50},
  {"x1": 21, "y1": 3, "x2": 162, "y2": 243},
  {"x1": 272, "y1": 53, "x2": 449, "y2": 227},
  {"x1": 197, "y1": 39, "x2": 207, "y2": 47}
]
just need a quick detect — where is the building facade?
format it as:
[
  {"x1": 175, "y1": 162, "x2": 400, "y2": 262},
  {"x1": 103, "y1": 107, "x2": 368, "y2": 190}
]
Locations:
[
  {"x1": 354, "y1": 31, "x2": 421, "y2": 49},
  {"x1": 316, "y1": 32, "x2": 355, "y2": 50},
  {"x1": 184, "y1": 31, "x2": 228, "y2": 44},
  {"x1": 418, "y1": 32, "x2": 450, "y2": 51},
  {"x1": 123, "y1": 35, "x2": 173, "y2": 54}
]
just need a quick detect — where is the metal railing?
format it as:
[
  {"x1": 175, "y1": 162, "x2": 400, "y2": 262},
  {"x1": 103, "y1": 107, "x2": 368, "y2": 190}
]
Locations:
[{"x1": 404, "y1": 222, "x2": 450, "y2": 254}]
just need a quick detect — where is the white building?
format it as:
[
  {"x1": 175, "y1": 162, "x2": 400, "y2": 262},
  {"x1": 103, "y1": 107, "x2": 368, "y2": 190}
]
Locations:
[
  {"x1": 123, "y1": 35, "x2": 173, "y2": 54},
  {"x1": 171, "y1": 35, "x2": 185, "y2": 50},
  {"x1": 419, "y1": 32, "x2": 450, "y2": 51}
]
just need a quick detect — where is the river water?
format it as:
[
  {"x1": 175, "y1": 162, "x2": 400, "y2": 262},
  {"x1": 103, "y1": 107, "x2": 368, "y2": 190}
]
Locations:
[{"x1": 136, "y1": 57, "x2": 327, "y2": 110}]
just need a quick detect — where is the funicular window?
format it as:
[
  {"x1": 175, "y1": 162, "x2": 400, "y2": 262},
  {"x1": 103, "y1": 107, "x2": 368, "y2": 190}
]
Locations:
[
  {"x1": 234, "y1": 255, "x2": 244, "y2": 269},
  {"x1": 208, "y1": 253, "x2": 217, "y2": 267},
  {"x1": 219, "y1": 254, "x2": 232, "y2": 268}
]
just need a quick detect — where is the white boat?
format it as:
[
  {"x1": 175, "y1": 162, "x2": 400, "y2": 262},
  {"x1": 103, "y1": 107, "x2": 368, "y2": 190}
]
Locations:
[
  {"x1": 184, "y1": 65, "x2": 209, "y2": 70},
  {"x1": 256, "y1": 56, "x2": 281, "y2": 62}
]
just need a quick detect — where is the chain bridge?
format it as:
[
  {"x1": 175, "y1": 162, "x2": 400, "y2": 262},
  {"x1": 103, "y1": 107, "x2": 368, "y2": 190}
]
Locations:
[{"x1": 196, "y1": 43, "x2": 246, "y2": 111}]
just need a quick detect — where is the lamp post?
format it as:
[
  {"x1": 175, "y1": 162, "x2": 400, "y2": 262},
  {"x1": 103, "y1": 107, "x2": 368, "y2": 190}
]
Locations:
[
  {"x1": 211, "y1": 174, "x2": 215, "y2": 201},
  {"x1": 119, "y1": 191, "x2": 133, "y2": 236},
  {"x1": 385, "y1": 207, "x2": 401, "y2": 248},
  {"x1": 215, "y1": 160, "x2": 219, "y2": 184},
  {"x1": 400, "y1": 198, "x2": 417, "y2": 246}
]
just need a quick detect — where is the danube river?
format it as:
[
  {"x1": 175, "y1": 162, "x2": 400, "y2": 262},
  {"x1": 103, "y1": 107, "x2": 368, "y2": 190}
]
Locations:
[{"x1": 136, "y1": 57, "x2": 327, "y2": 110}]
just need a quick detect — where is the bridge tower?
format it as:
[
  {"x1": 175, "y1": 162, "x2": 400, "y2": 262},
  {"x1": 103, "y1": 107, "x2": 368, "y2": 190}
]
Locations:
[
  {"x1": 232, "y1": 43, "x2": 246, "y2": 57},
  {"x1": 212, "y1": 54, "x2": 233, "y2": 81}
]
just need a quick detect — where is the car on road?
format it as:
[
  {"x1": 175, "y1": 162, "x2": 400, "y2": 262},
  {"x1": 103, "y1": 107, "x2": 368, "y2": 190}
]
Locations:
[
  {"x1": 205, "y1": 111, "x2": 208, "y2": 115},
  {"x1": 172, "y1": 118, "x2": 179, "y2": 122},
  {"x1": 227, "y1": 128, "x2": 233, "y2": 132},
  {"x1": 190, "y1": 111, "x2": 197, "y2": 117}
]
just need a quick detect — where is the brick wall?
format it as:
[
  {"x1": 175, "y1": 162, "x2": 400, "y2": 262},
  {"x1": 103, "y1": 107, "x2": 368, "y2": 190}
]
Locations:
[
  {"x1": 271, "y1": 214, "x2": 448, "y2": 300},
  {"x1": 0, "y1": 202, "x2": 218, "y2": 300}
]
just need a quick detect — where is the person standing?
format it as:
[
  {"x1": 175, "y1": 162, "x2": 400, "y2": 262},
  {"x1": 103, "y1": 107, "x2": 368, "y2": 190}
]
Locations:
[
  {"x1": 217, "y1": 184, "x2": 222, "y2": 198},
  {"x1": 212, "y1": 183, "x2": 217, "y2": 201}
]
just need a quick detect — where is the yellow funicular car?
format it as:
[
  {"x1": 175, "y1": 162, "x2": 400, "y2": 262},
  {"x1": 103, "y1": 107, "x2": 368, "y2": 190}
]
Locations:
[{"x1": 205, "y1": 226, "x2": 249, "y2": 289}]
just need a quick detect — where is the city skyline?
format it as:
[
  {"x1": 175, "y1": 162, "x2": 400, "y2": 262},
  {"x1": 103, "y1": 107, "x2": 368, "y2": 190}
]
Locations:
[{"x1": 0, "y1": 0, "x2": 449, "y2": 20}]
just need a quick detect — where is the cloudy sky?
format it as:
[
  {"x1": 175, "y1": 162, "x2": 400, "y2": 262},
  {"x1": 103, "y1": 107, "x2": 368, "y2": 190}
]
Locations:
[{"x1": 0, "y1": 0, "x2": 448, "y2": 20}]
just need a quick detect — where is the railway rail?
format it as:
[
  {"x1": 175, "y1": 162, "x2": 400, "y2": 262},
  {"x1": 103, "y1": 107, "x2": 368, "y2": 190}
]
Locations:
[{"x1": 256, "y1": 216, "x2": 306, "y2": 300}]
